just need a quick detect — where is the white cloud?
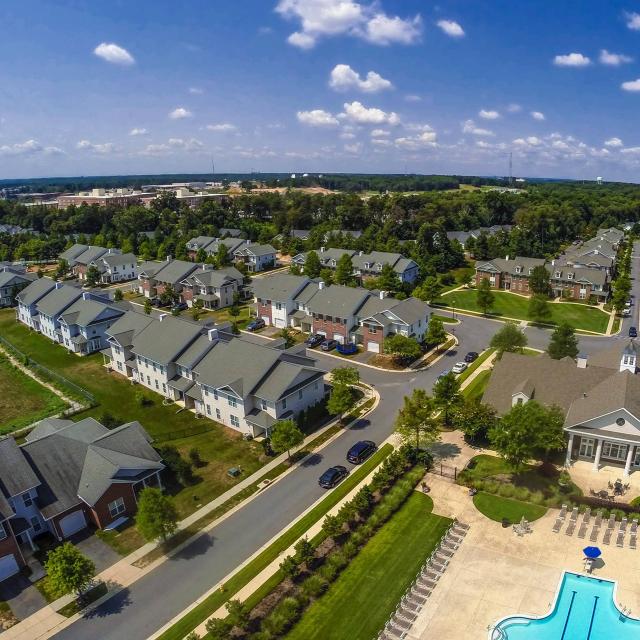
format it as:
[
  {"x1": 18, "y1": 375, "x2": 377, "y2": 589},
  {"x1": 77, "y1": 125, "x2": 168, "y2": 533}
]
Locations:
[
  {"x1": 479, "y1": 109, "x2": 500, "y2": 120},
  {"x1": 621, "y1": 78, "x2": 640, "y2": 92},
  {"x1": 530, "y1": 111, "x2": 545, "y2": 121},
  {"x1": 342, "y1": 101, "x2": 400, "y2": 125},
  {"x1": 553, "y1": 52, "x2": 591, "y2": 67},
  {"x1": 296, "y1": 109, "x2": 339, "y2": 126},
  {"x1": 168, "y1": 137, "x2": 204, "y2": 151},
  {"x1": 513, "y1": 136, "x2": 542, "y2": 147},
  {"x1": 189, "y1": 87, "x2": 204, "y2": 94},
  {"x1": 344, "y1": 142, "x2": 362, "y2": 153},
  {"x1": 462, "y1": 119, "x2": 493, "y2": 136},
  {"x1": 169, "y1": 107, "x2": 192, "y2": 119},
  {"x1": 206, "y1": 123, "x2": 237, "y2": 132},
  {"x1": 626, "y1": 11, "x2": 640, "y2": 30},
  {"x1": 404, "y1": 94, "x2": 421, "y2": 102},
  {"x1": 604, "y1": 137, "x2": 623, "y2": 148},
  {"x1": 394, "y1": 129, "x2": 437, "y2": 150},
  {"x1": 93, "y1": 42, "x2": 135, "y2": 66},
  {"x1": 370, "y1": 129, "x2": 390, "y2": 137},
  {"x1": 506, "y1": 103, "x2": 522, "y2": 113},
  {"x1": 275, "y1": 0, "x2": 421, "y2": 49},
  {"x1": 371, "y1": 138, "x2": 391, "y2": 147},
  {"x1": 340, "y1": 131, "x2": 356, "y2": 139},
  {"x1": 76, "y1": 140, "x2": 115, "y2": 154},
  {"x1": 0, "y1": 139, "x2": 48, "y2": 156},
  {"x1": 599, "y1": 49, "x2": 633, "y2": 66},
  {"x1": 621, "y1": 146, "x2": 640, "y2": 154},
  {"x1": 141, "y1": 138, "x2": 204, "y2": 156},
  {"x1": 329, "y1": 64, "x2": 393, "y2": 93},
  {"x1": 436, "y1": 19, "x2": 464, "y2": 38},
  {"x1": 129, "y1": 128, "x2": 148, "y2": 136}
]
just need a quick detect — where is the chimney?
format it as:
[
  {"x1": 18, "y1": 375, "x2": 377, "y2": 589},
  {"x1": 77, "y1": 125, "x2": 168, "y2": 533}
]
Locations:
[
  {"x1": 55, "y1": 282, "x2": 63, "y2": 289},
  {"x1": 576, "y1": 354, "x2": 588, "y2": 369},
  {"x1": 320, "y1": 246, "x2": 325, "y2": 253},
  {"x1": 82, "y1": 291, "x2": 91, "y2": 300},
  {"x1": 208, "y1": 328, "x2": 219, "y2": 342},
  {"x1": 159, "y1": 313, "x2": 168, "y2": 322},
  {"x1": 166, "y1": 255, "x2": 172, "y2": 262},
  {"x1": 359, "y1": 251, "x2": 364, "y2": 256},
  {"x1": 379, "y1": 290, "x2": 387, "y2": 299},
  {"x1": 318, "y1": 280, "x2": 325, "y2": 290},
  {"x1": 505, "y1": 255, "x2": 510, "y2": 261},
  {"x1": 551, "y1": 259, "x2": 555, "y2": 266}
]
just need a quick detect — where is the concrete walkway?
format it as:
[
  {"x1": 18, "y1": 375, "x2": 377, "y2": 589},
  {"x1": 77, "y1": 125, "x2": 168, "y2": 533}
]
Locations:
[{"x1": 1, "y1": 389, "x2": 378, "y2": 640}]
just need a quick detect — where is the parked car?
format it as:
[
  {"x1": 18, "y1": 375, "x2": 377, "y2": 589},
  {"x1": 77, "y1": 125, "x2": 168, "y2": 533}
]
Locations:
[
  {"x1": 321, "y1": 339, "x2": 339, "y2": 351},
  {"x1": 452, "y1": 362, "x2": 468, "y2": 374},
  {"x1": 464, "y1": 351, "x2": 479, "y2": 363},
  {"x1": 318, "y1": 465, "x2": 349, "y2": 488},
  {"x1": 435, "y1": 369, "x2": 450, "y2": 382},
  {"x1": 305, "y1": 334, "x2": 324, "y2": 348},
  {"x1": 630, "y1": 326, "x2": 638, "y2": 338},
  {"x1": 626, "y1": 299, "x2": 633, "y2": 307},
  {"x1": 149, "y1": 297, "x2": 162, "y2": 307},
  {"x1": 246, "y1": 318, "x2": 266, "y2": 331},
  {"x1": 622, "y1": 308, "x2": 632, "y2": 317},
  {"x1": 347, "y1": 440, "x2": 377, "y2": 464},
  {"x1": 171, "y1": 302, "x2": 188, "y2": 312}
]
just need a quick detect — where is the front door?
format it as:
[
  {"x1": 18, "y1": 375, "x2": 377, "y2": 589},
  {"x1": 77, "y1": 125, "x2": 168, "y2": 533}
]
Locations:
[{"x1": 579, "y1": 437, "x2": 595, "y2": 458}]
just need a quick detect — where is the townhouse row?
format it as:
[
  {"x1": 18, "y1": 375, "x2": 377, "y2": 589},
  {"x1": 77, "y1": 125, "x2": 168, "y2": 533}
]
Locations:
[
  {"x1": 60, "y1": 243, "x2": 138, "y2": 283},
  {"x1": 252, "y1": 273, "x2": 431, "y2": 354},
  {"x1": 103, "y1": 310, "x2": 327, "y2": 437},
  {"x1": 185, "y1": 235, "x2": 277, "y2": 272},
  {"x1": 0, "y1": 263, "x2": 37, "y2": 307},
  {"x1": 0, "y1": 418, "x2": 163, "y2": 583},
  {"x1": 291, "y1": 248, "x2": 419, "y2": 284}
]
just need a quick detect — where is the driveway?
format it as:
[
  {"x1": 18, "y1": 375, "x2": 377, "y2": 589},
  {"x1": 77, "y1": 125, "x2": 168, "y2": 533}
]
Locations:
[
  {"x1": 0, "y1": 573, "x2": 47, "y2": 622},
  {"x1": 69, "y1": 530, "x2": 121, "y2": 574}
]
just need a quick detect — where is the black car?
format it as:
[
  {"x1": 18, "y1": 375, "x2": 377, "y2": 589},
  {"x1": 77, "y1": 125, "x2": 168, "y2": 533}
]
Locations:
[
  {"x1": 171, "y1": 302, "x2": 188, "y2": 312},
  {"x1": 149, "y1": 297, "x2": 162, "y2": 307},
  {"x1": 247, "y1": 318, "x2": 266, "y2": 331},
  {"x1": 630, "y1": 326, "x2": 638, "y2": 338},
  {"x1": 321, "y1": 339, "x2": 338, "y2": 351},
  {"x1": 464, "y1": 351, "x2": 479, "y2": 363},
  {"x1": 347, "y1": 440, "x2": 377, "y2": 464},
  {"x1": 318, "y1": 465, "x2": 349, "y2": 488},
  {"x1": 305, "y1": 334, "x2": 324, "y2": 348}
]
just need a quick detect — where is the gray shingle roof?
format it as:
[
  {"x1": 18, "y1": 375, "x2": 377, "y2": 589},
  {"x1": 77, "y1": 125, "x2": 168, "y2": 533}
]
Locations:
[
  {"x1": 36, "y1": 285, "x2": 82, "y2": 318},
  {"x1": 307, "y1": 285, "x2": 370, "y2": 317},
  {"x1": 236, "y1": 243, "x2": 276, "y2": 258},
  {"x1": 252, "y1": 274, "x2": 309, "y2": 302},
  {"x1": 152, "y1": 259, "x2": 199, "y2": 285},
  {"x1": 74, "y1": 246, "x2": 110, "y2": 266},
  {"x1": 182, "y1": 266, "x2": 243, "y2": 289},
  {"x1": 475, "y1": 256, "x2": 546, "y2": 277},
  {"x1": 0, "y1": 269, "x2": 36, "y2": 289},
  {"x1": 16, "y1": 277, "x2": 57, "y2": 306},
  {"x1": 547, "y1": 264, "x2": 608, "y2": 287},
  {"x1": 186, "y1": 236, "x2": 216, "y2": 251},
  {"x1": 58, "y1": 299, "x2": 124, "y2": 328},
  {"x1": 0, "y1": 437, "x2": 40, "y2": 498},
  {"x1": 97, "y1": 252, "x2": 137, "y2": 268},
  {"x1": 59, "y1": 244, "x2": 89, "y2": 263},
  {"x1": 385, "y1": 297, "x2": 429, "y2": 325},
  {"x1": 131, "y1": 315, "x2": 203, "y2": 364},
  {"x1": 105, "y1": 310, "x2": 155, "y2": 347}
]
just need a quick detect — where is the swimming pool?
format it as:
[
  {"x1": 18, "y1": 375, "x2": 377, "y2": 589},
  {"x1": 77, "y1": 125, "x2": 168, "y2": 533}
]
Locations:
[{"x1": 490, "y1": 572, "x2": 640, "y2": 639}]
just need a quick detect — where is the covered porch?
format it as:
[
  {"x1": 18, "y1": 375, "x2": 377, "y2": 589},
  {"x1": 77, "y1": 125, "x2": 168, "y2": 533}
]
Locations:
[{"x1": 565, "y1": 431, "x2": 640, "y2": 478}]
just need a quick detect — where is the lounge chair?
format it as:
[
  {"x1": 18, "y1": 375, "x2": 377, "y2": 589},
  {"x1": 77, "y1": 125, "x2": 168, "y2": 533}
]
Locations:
[
  {"x1": 631, "y1": 534, "x2": 637, "y2": 550},
  {"x1": 620, "y1": 517, "x2": 628, "y2": 533},
  {"x1": 566, "y1": 520, "x2": 576, "y2": 536},
  {"x1": 617, "y1": 530, "x2": 625, "y2": 547},
  {"x1": 583, "y1": 507, "x2": 591, "y2": 524},
  {"x1": 589, "y1": 526, "x2": 600, "y2": 543},
  {"x1": 552, "y1": 518, "x2": 563, "y2": 533},
  {"x1": 603, "y1": 528, "x2": 612, "y2": 545},
  {"x1": 632, "y1": 519, "x2": 639, "y2": 535},
  {"x1": 570, "y1": 507, "x2": 579, "y2": 521},
  {"x1": 594, "y1": 511, "x2": 603, "y2": 527},
  {"x1": 560, "y1": 504, "x2": 568, "y2": 519},
  {"x1": 608, "y1": 514, "x2": 616, "y2": 529},
  {"x1": 578, "y1": 522, "x2": 587, "y2": 538}
]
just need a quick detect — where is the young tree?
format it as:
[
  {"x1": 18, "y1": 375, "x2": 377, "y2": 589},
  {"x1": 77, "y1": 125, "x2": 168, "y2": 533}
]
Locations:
[
  {"x1": 216, "y1": 243, "x2": 231, "y2": 267},
  {"x1": 279, "y1": 327, "x2": 296, "y2": 348},
  {"x1": 321, "y1": 514, "x2": 343, "y2": 539},
  {"x1": 113, "y1": 288, "x2": 124, "y2": 302},
  {"x1": 55, "y1": 258, "x2": 69, "y2": 280},
  {"x1": 330, "y1": 366, "x2": 360, "y2": 387},
  {"x1": 289, "y1": 263, "x2": 302, "y2": 275},
  {"x1": 413, "y1": 276, "x2": 443, "y2": 303},
  {"x1": 143, "y1": 298, "x2": 152, "y2": 315},
  {"x1": 195, "y1": 248, "x2": 207, "y2": 263},
  {"x1": 226, "y1": 599, "x2": 249, "y2": 629},
  {"x1": 45, "y1": 543, "x2": 96, "y2": 599},
  {"x1": 270, "y1": 418, "x2": 304, "y2": 460},
  {"x1": 85, "y1": 265, "x2": 101, "y2": 287},
  {"x1": 327, "y1": 383, "x2": 355, "y2": 424},
  {"x1": 383, "y1": 334, "x2": 422, "y2": 362},
  {"x1": 159, "y1": 284, "x2": 178, "y2": 306},
  {"x1": 135, "y1": 487, "x2": 179, "y2": 542},
  {"x1": 476, "y1": 278, "x2": 495, "y2": 315},
  {"x1": 425, "y1": 316, "x2": 447, "y2": 347},
  {"x1": 190, "y1": 298, "x2": 204, "y2": 321},
  {"x1": 205, "y1": 618, "x2": 233, "y2": 640},
  {"x1": 490, "y1": 323, "x2": 527, "y2": 357},
  {"x1": 376, "y1": 263, "x2": 401, "y2": 292},
  {"x1": 334, "y1": 253, "x2": 354, "y2": 286},
  {"x1": 459, "y1": 270, "x2": 474, "y2": 288},
  {"x1": 528, "y1": 294, "x2": 552, "y2": 324},
  {"x1": 394, "y1": 388, "x2": 440, "y2": 450},
  {"x1": 453, "y1": 398, "x2": 497, "y2": 442},
  {"x1": 433, "y1": 372, "x2": 462, "y2": 427},
  {"x1": 304, "y1": 250, "x2": 322, "y2": 278},
  {"x1": 548, "y1": 322, "x2": 579, "y2": 359},
  {"x1": 529, "y1": 265, "x2": 551, "y2": 296},
  {"x1": 319, "y1": 268, "x2": 334, "y2": 285},
  {"x1": 279, "y1": 555, "x2": 300, "y2": 579},
  {"x1": 293, "y1": 537, "x2": 315, "y2": 566}
]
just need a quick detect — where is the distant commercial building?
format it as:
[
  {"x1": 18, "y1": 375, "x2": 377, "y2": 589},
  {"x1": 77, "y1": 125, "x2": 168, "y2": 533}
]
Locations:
[{"x1": 57, "y1": 188, "x2": 154, "y2": 208}]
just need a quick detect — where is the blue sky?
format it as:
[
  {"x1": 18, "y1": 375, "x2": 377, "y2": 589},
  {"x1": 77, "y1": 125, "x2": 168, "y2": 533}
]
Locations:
[{"x1": 2, "y1": 0, "x2": 640, "y2": 180}]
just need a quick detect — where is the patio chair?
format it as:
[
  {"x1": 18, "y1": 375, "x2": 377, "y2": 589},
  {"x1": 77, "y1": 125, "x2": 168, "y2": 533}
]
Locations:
[
  {"x1": 578, "y1": 522, "x2": 587, "y2": 538},
  {"x1": 552, "y1": 518, "x2": 563, "y2": 533},
  {"x1": 631, "y1": 519, "x2": 638, "y2": 535},
  {"x1": 560, "y1": 504, "x2": 568, "y2": 519},
  {"x1": 566, "y1": 520, "x2": 576, "y2": 536},
  {"x1": 608, "y1": 514, "x2": 616, "y2": 529},
  {"x1": 603, "y1": 528, "x2": 612, "y2": 545},
  {"x1": 631, "y1": 534, "x2": 637, "y2": 550},
  {"x1": 589, "y1": 526, "x2": 600, "y2": 543},
  {"x1": 583, "y1": 507, "x2": 591, "y2": 524},
  {"x1": 570, "y1": 507, "x2": 579, "y2": 521},
  {"x1": 594, "y1": 511, "x2": 603, "y2": 527},
  {"x1": 621, "y1": 517, "x2": 628, "y2": 533},
  {"x1": 617, "y1": 530, "x2": 625, "y2": 547}
]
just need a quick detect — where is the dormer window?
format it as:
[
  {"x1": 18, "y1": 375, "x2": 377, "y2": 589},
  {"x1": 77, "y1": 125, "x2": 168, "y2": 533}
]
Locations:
[
  {"x1": 528, "y1": 268, "x2": 533, "y2": 275},
  {"x1": 515, "y1": 266, "x2": 522, "y2": 274},
  {"x1": 567, "y1": 273, "x2": 574, "y2": 280},
  {"x1": 555, "y1": 271, "x2": 561, "y2": 278}
]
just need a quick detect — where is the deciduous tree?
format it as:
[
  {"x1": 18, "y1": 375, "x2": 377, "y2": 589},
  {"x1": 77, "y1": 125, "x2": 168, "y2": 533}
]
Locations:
[
  {"x1": 135, "y1": 487, "x2": 179, "y2": 542},
  {"x1": 529, "y1": 265, "x2": 551, "y2": 296},
  {"x1": 270, "y1": 419, "x2": 304, "y2": 460},
  {"x1": 453, "y1": 398, "x2": 497, "y2": 442},
  {"x1": 528, "y1": 294, "x2": 552, "y2": 324},
  {"x1": 304, "y1": 250, "x2": 321, "y2": 278},
  {"x1": 548, "y1": 322, "x2": 579, "y2": 359},
  {"x1": 45, "y1": 543, "x2": 96, "y2": 599},
  {"x1": 425, "y1": 316, "x2": 447, "y2": 347},
  {"x1": 433, "y1": 372, "x2": 462, "y2": 427},
  {"x1": 476, "y1": 278, "x2": 495, "y2": 315},
  {"x1": 394, "y1": 388, "x2": 440, "y2": 450},
  {"x1": 490, "y1": 323, "x2": 527, "y2": 357}
]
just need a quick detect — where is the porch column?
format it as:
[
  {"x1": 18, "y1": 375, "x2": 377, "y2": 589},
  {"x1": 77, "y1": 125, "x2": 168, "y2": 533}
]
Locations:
[
  {"x1": 624, "y1": 445, "x2": 635, "y2": 478},
  {"x1": 593, "y1": 438, "x2": 603, "y2": 471},
  {"x1": 565, "y1": 433, "x2": 574, "y2": 467},
  {"x1": 156, "y1": 471, "x2": 163, "y2": 490}
]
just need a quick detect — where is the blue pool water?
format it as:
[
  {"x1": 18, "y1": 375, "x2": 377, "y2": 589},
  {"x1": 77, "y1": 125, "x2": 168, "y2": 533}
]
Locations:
[{"x1": 493, "y1": 572, "x2": 640, "y2": 639}]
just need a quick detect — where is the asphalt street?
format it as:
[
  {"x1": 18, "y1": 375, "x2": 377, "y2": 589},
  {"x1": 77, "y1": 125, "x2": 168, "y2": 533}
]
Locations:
[{"x1": 53, "y1": 246, "x2": 638, "y2": 640}]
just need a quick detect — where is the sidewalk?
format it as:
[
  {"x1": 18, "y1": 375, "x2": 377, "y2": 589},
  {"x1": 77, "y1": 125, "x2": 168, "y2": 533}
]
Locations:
[{"x1": 2, "y1": 388, "x2": 378, "y2": 640}]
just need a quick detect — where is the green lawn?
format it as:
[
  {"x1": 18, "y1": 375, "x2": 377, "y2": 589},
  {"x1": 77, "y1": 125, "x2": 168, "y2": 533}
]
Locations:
[
  {"x1": 437, "y1": 290, "x2": 609, "y2": 333},
  {"x1": 472, "y1": 492, "x2": 547, "y2": 523},
  {"x1": 462, "y1": 370, "x2": 491, "y2": 400},
  {"x1": 286, "y1": 493, "x2": 451, "y2": 640},
  {"x1": 158, "y1": 444, "x2": 394, "y2": 640},
  {"x1": 0, "y1": 310, "x2": 267, "y2": 518},
  {"x1": 456, "y1": 349, "x2": 495, "y2": 385},
  {"x1": 0, "y1": 354, "x2": 67, "y2": 434}
]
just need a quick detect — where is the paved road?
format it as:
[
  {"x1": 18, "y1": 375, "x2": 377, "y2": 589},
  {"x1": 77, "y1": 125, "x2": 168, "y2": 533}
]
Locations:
[{"x1": 54, "y1": 248, "x2": 638, "y2": 640}]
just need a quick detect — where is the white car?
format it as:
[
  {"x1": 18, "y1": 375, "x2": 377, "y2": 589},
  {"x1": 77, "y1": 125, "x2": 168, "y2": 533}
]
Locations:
[{"x1": 452, "y1": 362, "x2": 468, "y2": 374}]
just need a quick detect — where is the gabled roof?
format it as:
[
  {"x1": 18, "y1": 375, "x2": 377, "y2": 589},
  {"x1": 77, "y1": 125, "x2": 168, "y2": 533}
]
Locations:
[
  {"x1": 186, "y1": 235, "x2": 216, "y2": 251},
  {"x1": 73, "y1": 246, "x2": 110, "y2": 266},
  {"x1": 252, "y1": 273, "x2": 310, "y2": 302},
  {"x1": 105, "y1": 310, "x2": 155, "y2": 347},
  {"x1": 16, "y1": 277, "x2": 57, "y2": 306},
  {"x1": 219, "y1": 228, "x2": 242, "y2": 238},
  {"x1": 293, "y1": 280, "x2": 322, "y2": 306},
  {"x1": 0, "y1": 437, "x2": 40, "y2": 498},
  {"x1": 235, "y1": 243, "x2": 276, "y2": 257},
  {"x1": 307, "y1": 284, "x2": 371, "y2": 317},
  {"x1": 96, "y1": 252, "x2": 137, "y2": 268},
  {"x1": 59, "y1": 244, "x2": 89, "y2": 264},
  {"x1": 475, "y1": 256, "x2": 546, "y2": 277},
  {"x1": 131, "y1": 315, "x2": 203, "y2": 364},
  {"x1": 138, "y1": 260, "x2": 165, "y2": 278},
  {"x1": 385, "y1": 297, "x2": 429, "y2": 326},
  {"x1": 152, "y1": 259, "x2": 199, "y2": 285},
  {"x1": 35, "y1": 285, "x2": 82, "y2": 318},
  {"x1": 0, "y1": 269, "x2": 36, "y2": 289},
  {"x1": 182, "y1": 266, "x2": 243, "y2": 289},
  {"x1": 58, "y1": 299, "x2": 124, "y2": 328},
  {"x1": 175, "y1": 334, "x2": 217, "y2": 369},
  {"x1": 547, "y1": 264, "x2": 608, "y2": 287}
]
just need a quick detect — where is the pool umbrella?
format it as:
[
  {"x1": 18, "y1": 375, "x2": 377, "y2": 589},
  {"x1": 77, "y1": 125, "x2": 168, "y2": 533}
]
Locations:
[{"x1": 583, "y1": 546, "x2": 602, "y2": 559}]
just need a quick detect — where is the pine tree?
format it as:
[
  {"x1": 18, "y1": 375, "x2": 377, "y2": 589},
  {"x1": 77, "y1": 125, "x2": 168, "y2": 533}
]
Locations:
[{"x1": 548, "y1": 322, "x2": 579, "y2": 359}]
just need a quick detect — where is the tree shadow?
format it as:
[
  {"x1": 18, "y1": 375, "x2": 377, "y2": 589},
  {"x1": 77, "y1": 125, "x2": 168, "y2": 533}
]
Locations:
[
  {"x1": 350, "y1": 418, "x2": 370, "y2": 430},
  {"x1": 301, "y1": 453, "x2": 323, "y2": 467},
  {"x1": 431, "y1": 442, "x2": 462, "y2": 461},
  {"x1": 82, "y1": 587, "x2": 131, "y2": 619},
  {"x1": 171, "y1": 532, "x2": 214, "y2": 561}
]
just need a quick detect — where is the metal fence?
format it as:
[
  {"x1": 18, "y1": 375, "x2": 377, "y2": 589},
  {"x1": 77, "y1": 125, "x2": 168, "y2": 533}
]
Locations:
[
  {"x1": 430, "y1": 462, "x2": 458, "y2": 481},
  {"x1": 0, "y1": 334, "x2": 96, "y2": 405}
]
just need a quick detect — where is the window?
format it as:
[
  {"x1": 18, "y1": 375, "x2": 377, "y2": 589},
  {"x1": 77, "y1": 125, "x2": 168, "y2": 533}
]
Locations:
[
  {"x1": 230, "y1": 414, "x2": 240, "y2": 428},
  {"x1": 602, "y1": 442, "x2": 628, "y2": 461},
  {"x1": 298, "y1": 390, "x2": 303, "y2": 400},
  {"x1": 515, "y1": 266, "x2": 522, "y2": 274},
  {"x1": 0, "y1": 522, "x2": 6, "y2": 541},
  {"x1": 282, "y1": 398, "x2": 287, "y2": 409},
  {"x1": 276, "y1": 302, "x2": 282, "y2": 310},
  {"x1": 162, "y1": 383, "x2": 166, "y2": 394},
  {"x1": 213, "y1": 390, "x2": 218, "y2": 400},
  {"x1": 155, "y1": 380, "x2": 159, "y2": 390},
  {"x1": 228, "y1": 396, "x2": 238, "y2": 408},
  {"x1": 108, "y1": 497, "x2": 126, "y2": 518},
  {"x1": 216, "y1": 408, "x2": 221, "y2": 420},
  {"x1": 22, "y1": 492, "x2": 33, "y2": 507},
  {"x1": 206, "y1": 404, "x2": 212, "y2": 415},
  {"x1": 555, "y1": 271, "x2": 561, "y2": 278},
  {"x1": 567, "y1": 273, "x2": 574, "y2": 280},
  {"x1": 30, "y1": 517, "x2": 41, "y2": 533},
  {"x1": 260, "y1": 399, "x2": 267, "y2": 410},
  {"x1": 369, "y1": 325, "x2": 377, "y2": 334},
  {"x1": 617, "y1": 417, "x2": 626, "y2": 426}
]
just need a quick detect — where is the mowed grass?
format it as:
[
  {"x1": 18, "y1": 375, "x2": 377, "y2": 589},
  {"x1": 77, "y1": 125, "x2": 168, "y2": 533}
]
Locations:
[
  {"x1": 437, "y1": 289, "x2": 609, "y2": 333},
  {"x1": 462, "y1": 369, "x2": 491, "y2": 400},
  {"x1": 286, "y1": 492, "x2": 451, "y2": 640},
  {"x1": 0, "y1": 310, "x2": 266, "y2": 516},
  {"x1": 0, "y1": 354, "x2": 67, "y2": 434},
  {"x1": 472, "y1": 492, "x2": 547, "y2": 523}
]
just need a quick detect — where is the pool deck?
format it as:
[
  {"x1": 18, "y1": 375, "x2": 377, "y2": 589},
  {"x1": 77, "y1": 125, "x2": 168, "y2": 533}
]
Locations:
[{"x1": 407, "y1": 477, "x2": 640, "y2": 640}]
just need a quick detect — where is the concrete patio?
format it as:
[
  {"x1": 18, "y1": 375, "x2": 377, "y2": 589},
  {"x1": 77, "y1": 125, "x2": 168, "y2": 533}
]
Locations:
[{"x1": 569, "y1": 459, "x2": 640, "y2": 502}]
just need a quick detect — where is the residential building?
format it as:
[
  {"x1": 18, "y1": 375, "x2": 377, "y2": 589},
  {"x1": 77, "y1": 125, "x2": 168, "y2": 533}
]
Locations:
[
  {"x1": 15, "y1": 277, "x2": 58, "y2": 329},
  {"x1": 89, "y1": 252, "x2": 138, "y2": 283},
  {"x1": 185, "y1": 236, "x2": 245, "y2": 260},
  {"x1": 253, "y1": 273, "x2": 318, "y2": 329},
  {"x1": 548, "y1": 263, "x2": 609, "y2": 301},
  {"x1": 0, "y1": 418, "x2": 163, "y2": 582},
  {"x1": 445, "y1": 225, "x2": 513, "y2": 249},
  {"x1": 233, "y1": 243, "x2": 277, "y2": 272},
  {"x1": 474, "y1": 256, "x2": 546, "y2": 293},
  {"x1": 483, "y1": 341, "x2": 640, "y2": 477},
  {"x1": 138, "y1": 258, "x2": 199, "y2": 299},
  {"x1": 557, "y1": 251, "x2": 614, "y2": 275},
  {"x1": 26, "y1": 283, "x2": 84, "y2": 340},
  {"x1": 180, "y1": 265, "x2": 244, "y2": 309},
  {"x1": 0, "y1": 266, "x2": 36, "y2": 307},
  {"x1": 71, "y1": 246, "x2": 124, "y2": 281},
  {"x1": 59, "y1": 243, "x2": 90, "y2": 265},
  {"x1": 219, "y1": 228, "x2": 243, "y2": 238}
]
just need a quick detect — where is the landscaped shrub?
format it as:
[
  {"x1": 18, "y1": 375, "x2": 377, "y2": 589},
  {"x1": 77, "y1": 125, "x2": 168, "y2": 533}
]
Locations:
[
  {"x1": 301, "y1": 574, "x2": 328, "y2": 598},
  {"x1": 317, "y1": 562, "x2": 339, "y2": 582}
]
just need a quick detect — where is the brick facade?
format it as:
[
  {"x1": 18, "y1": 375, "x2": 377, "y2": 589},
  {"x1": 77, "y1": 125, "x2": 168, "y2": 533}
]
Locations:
[
  {"x1": 361, "y1": 323, "x2": 384, "y2": 351},
  {"x1": 89, "y1": 483, "x2": 138, "y2": 529},
  {"x1": 551, "y1": 281, "x2": 593, "y2": 300},
  {"x1": 181, "y1": 288, "x2": 194, "y2": 303},
  {"x1": 312, "y1": 316, "x2": 349, "y2": 342},
  {"x1": 475, "y1": 272, "x2": 501, "y2": 289},
  {"x1": 257, "y1": 300, "x2": 273, "y2": 323},
  {"x1": 0, "y1": 527, "x2": 24, "y2": 568}
]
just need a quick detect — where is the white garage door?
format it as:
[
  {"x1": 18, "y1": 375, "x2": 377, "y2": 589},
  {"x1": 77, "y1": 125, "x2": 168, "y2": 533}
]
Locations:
[
  {"x1": 274, "y1": 318, "x2": 285, "y2": 328},
  {"x1": 333, "y1": 334, "x2": 344, "y2": 343},
  {"x1": 59, "y1": 510, "x2": 87, "y2": 538},
  {"x1": 367, "y1": 341, "x2": 380, "y2": 353},
  {"x1": 0, "y1": 554, "x2": 19, "y2": 581},
  {"x1": 261, "y1": 316, "x2": 270, "y2": 325}
]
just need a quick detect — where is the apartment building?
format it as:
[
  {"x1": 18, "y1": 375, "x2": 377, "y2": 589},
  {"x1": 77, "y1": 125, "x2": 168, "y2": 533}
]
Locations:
[
  {"x1": 89, "y1": 252, "x2": 138, "y2": 283},
  {"x1": 180, "y1": 265, "x2": 244, "y2": 309},
  {"x1": 233, "y1": 243, "x2": 277, "y2": 272},
  {"x1": 0, "y1": 266, "x2": 36, "y2": 307},
  {"x1": 474, "y1": 256, "x2": 547, "y2": 294},
  {"x1": 15, "y1": 277, "x2": 58, "y2": 328},
  {"x1": 186, "y1": 236, "x2": 245, "y2": 259},
  {"x1": 138, "y1": 258, "x2": 199, "y2": 299}
]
